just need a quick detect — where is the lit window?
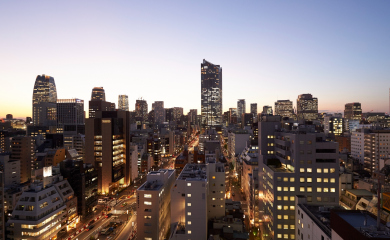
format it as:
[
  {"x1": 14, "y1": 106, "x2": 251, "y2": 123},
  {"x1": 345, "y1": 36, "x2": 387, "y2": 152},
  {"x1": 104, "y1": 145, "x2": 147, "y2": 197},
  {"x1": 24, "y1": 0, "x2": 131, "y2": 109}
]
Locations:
[
  {"x1": 290, "y1": 177, "x2": 295, "y2": 182},
  {"x1": 284, "y1": 234, "x2": 289, "y2": 239},
  {"x1": 290, "y1": 206, "x2": 295, "y2": 210},
  {"x1": 188, "y1": 221, "x2": 191, "y2": 225},
  {"x1": 290, "y1": 187, "x2": 295, "y2": 191},
  {"x1": 283, "y1": 177, "x2": 288, "y2": 182},
  {"x1": 283, "y1": 187, "x2": 288, "y2": 191},
  {"x1": 290, "y1": 196, "x2": 295, "y2": 201},
  {"x1": 330, "y1": 178, "x2": 335, "y2": 183},
  {"x1": 212, "y1": 176, "x2": 216, "y2": 179},
  {"x1": 277, "y1": 215, "x2": 282, "y2": 219},
  {"x1": 324, "y1": 188, "x2": 329, "y2": 192},
  {"x1": 284, "y1": 215, "x2": 288, "y2": 219},
  {"x1": 187, "y1": 183, "x2": 191, "y2": 186},
  {"x1": 317, "y1": 178, "x2": 322, "y2": 183},
  {"x1": 330, "y1": 168, "x2": 335, "y2": 173},
  {"x1": 291, "y1": 234, "x2": 295, "y2": 239},
  {"x1": 290, "y1": 225, "x2": 295, "y2": 229},
  {"x1": 323, "y1": 178, "x2": 329, "y2": 183},
  {"x1": 277, "y1": 224, "x2": 282, "y2": 229},
  {"x1": 277, "y1": 196, "x2": 282, "y2": 200},
  {"x1": 317, "y1": 168, "x2": 322, "y2": 173},
  {"x1": 277, "y1": 234, "x2": 282, "y2": 238},
  {"x1": 187, "y1": 203, "x2": 191, "y2": 206},
  {"x1": 144, "y1": 194, "x2": 152, "y2": 198},
  {"x1": 187, "y1": 194, "x2": 191, "y2": 197},
  {"x1": 187, "y1": 212, "x2": 191, "y2": 216},
  {"x1": 277, "y1": 205, "x2": 282, "y2": 210},
  {"x1": 284, "y1": 206, "x2": 288, "y2": 210},
  {"x1": 323, "y1": 168, "x2": 329, "y2": 173},
  {"x1": 300, "y1": 187, "x2": 305, "y2": 192},
  {"x1": 307, "y1": 177, "x2": 312, "y2": 182},
  {"x1": 307, "y1": 187, "x2": 312, "y2": 192},
  {"x1": 277, "y1": 187, "x2": 282, "y2": 191},
  {"x1": 283, "y1": 196, "x2": 288, "y2": 201},
  {"x1": 331, "y1": 188, "x2": 336, "y2": 192},
  {"x1": 317, "y1": 188, "x2": 322, "y2": 192},
  {"x1": 212, "y1": 198, "x2": 215, "y2": 200},
  {"x1": 188, "y1": 230, "x2": 192, "y2": 234},
  {"x1": 284, "y1": 224, "x2": 288, "y2": 229},
  {"x1": 307, "y1": 168, "x2": 312, "y2": 173},
  {"x1": 300, "y1": 168, "x2": 305, "y2": 173},
  {"x1": 144, "y1": 201, "x2": 152, "y2": 205},
  {"x1": 300, "y1": 177, "x2": 305, "y2": 183}
]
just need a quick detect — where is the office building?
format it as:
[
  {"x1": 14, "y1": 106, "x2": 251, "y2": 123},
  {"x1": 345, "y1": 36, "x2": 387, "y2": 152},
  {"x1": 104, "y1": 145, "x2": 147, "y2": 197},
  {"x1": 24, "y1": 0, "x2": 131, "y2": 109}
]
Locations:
[
  {"x1": 118, "y1": 94, "x2": 129, "y2": 111},
  {"x1": 250, "y1": 103, "x2": 257, "y2": 118},
  {"x1": 237, "y1": 99, "x2": 246, "y2": 123},
  {"x1": 32, "y1": 74, "x2": 57, "y2": 127},
  {"x1": 173, "y1": 107, "x2": 183, "y2": 122},
  {"x1": 91, "y1": 87, "x2": 105, "y2": 101},
  {"x1": 137, "y1": 169, "x2": 175, "y2": 240},
  {"x1": 229, "y1": 108, "x2": 238, "y2": 124},
  {"x1": 170, "y1": 161, "x2": 225, "y2": 240},
  {"x1": 56, "y1": 98, "x2": 84, "y2": 134},
  {"x1": 262, "y1": 105, "x2": 273, "y2": 115},
  {"x1": 228, "y1": 129, "x2": 250, "y2": 158},
  {"x1": 201, "y1": 59, "x2": 222, "y2": 126},
  {"x1": 153, "y1": 101, "x2": 165, "y2": 124},
  {"x1": 344, "y1": 102, "x2": 362, "y2": 120},
  {"x1": 188, "y1": 109, "x2": 198, "y2": 125},
  {"x1": 6, "y1": 114, "x2": 13, "y2": 120},
  {"x1": 258, "y1": 116, "x2": 339, "y2": 240},
  {"x1": 0, "y1": 153, "x2": 20, "y2": 187},
  {"x1": 165, "y1": 108, "x2": 174, "y2": 123},
  {"x1": 324, "y1": 115, "x2": 343, "y2": 135},
  {"x1": 275, "y1": 100, "x2": 294, "y2": 118},
  {"x1": 7, "y1": 167, "x2": 78, "y2": 240},
  {"x1": 85, "y1": 111, "x2": 133, "y2": 193},
  {"x1": 135, "y1": 99, "x2": 148, "y2": 122},
  {"x1": 89, "y1": 87, "x2": 115, "y2": 118},
  {"x1": 297, "y1": 94, "x2": 318, "y2": 121},
  {"x1": 10, "y1": 136, "x2": 35, "y2": 183}
]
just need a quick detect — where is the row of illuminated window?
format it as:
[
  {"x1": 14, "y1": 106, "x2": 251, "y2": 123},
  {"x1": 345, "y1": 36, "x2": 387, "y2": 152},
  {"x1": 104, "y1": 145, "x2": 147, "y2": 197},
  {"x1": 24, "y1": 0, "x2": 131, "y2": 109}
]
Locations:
[
  {"x1": 276, "y1": 196, "x2": 295, "y2": 201},
  {"x1": 276, "y1": 205, "x2": 295, "y2": 210},
  {"x1": 276, "y1": 233, "x2": 295, "y2": 239},
  {"x1": 277, "y1": 214, "x2": 295, "y2": 220},
  {"x1": 277, "y1": 224, "x2": 295, "y2": 230},
  {"x1": 299, "y1": 177, "x2": 336, "y2": 183},
  {"x1": 299, "y1": 168, "x2": 335, "y2": 173},
  {"x1": 277, "y1": 186, "x2": 336, "y2": 192}
]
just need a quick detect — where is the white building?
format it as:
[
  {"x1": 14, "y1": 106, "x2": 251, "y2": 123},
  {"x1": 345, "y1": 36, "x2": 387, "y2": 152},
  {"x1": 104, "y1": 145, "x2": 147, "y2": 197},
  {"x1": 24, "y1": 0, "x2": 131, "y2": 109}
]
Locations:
[
  {"x1": 137, "y1": 169, "x2": 175, "y2": 240},
  {"x1": 7, "y1": 167, "x2": 77, "y2": 240},
  {"x1": 170, "y1": 161, "x2": 225, "y2": 240},
  {"x1": 228, "y1": 129, "x2": 250, "y2": 159}
]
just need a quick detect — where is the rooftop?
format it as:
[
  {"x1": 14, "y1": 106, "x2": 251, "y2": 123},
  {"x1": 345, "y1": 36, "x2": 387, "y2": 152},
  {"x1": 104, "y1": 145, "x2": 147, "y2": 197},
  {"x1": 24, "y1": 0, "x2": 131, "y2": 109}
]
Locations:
[{"x1": 178, "y1": 164, "x2": 207, "y2": 181}]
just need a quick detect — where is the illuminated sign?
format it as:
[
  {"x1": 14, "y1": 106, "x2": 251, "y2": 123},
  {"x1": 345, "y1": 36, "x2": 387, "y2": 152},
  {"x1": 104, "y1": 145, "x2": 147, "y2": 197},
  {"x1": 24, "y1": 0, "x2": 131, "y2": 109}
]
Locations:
[
  {"x1": 102, "y1": 120, "x2": 111, "y2": 123},
  {"x1": 43, "y1": 166, "x2": 52, "y2": 177}
]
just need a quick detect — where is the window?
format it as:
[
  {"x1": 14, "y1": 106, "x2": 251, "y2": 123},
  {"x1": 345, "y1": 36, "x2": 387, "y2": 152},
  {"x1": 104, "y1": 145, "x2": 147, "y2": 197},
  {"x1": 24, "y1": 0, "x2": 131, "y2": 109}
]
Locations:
[
  {"x1": 284, "y1": 215, "x2": 288, "y2": 219},
  {"x1": 323, "y1": 168, "x2": 329, "y2": 173},
  {"x1": 187, "y1": 194, "x2": 191, "y2": 197},
  {"x1": 144, "y1": 194, "x2": 152, "y2": 198},
  {"x1": 290, "y1": 196, "x2": 295, "y2": 201},
  {"x1": 307, "y1": 177, "x2": 312, "y2": 182},
  {"x1": 307, "y1": 168, "x2": 312, "y2": 173},
  {"x1": 188, "y1": 230, "x2": 192, "y2": 234},
  {"x1": 324, "y1": 188, "x2": 329, "y2": 192},
  {"x1": 284, "y1": 224, "x2": 288, "y2": 229},
  {"x1": 187, "y1": 212, "x2": 191, "y2": 216},
  {"x1": 144, "y1": 216, "x2": 152, "y2": 219},
  {"x1": 330, "y1": 178, "x2": 335, "y2": 183},
  {"x1": 283, "y1": 187, "x2": 288, "y2": 191},
  {"x1": 317, "y1": 188, "x2": 322, "y2": 192},
  {"x1": 277, "y1": 196, "x2": 282, "y2": 200},
  {"x1": 317, "y1": 168, "x2": 322, "y2": 173},
  {"x1": 284, "y1": 205, "x2": 289, "y2": 210},
  {"x1": 290, "y1": 177, "x2": 295, "y2": 182},
  {"x1": 290, "y1": 225, "x2": 295, "y2": 229},
  {"x1": 290, "y1": 187, "x2": 295, "y2": 191},
  {"x1": 300, "y1": 177, "x2": 305, "y2": 183},
  {"x1": 277, "y1": 224, "x2": 282, "y2": 229},
  {"x1": 187, "y1": 183, "x2": 191, "y2": 186},
  {"x1": 324, "y1": 178, "x2": 329, "y2": 183},
  {"x1": 144, "y1": 201, "x2": 152, "y2": 205},
  {"x1": 283, "y1": 177, "x2": 288, "y2": 182},
  {"x1": 283, "y1": 196, "x2": 288, "y2": 201},
  {"x1": 277, "y1": 187, "x2": 282, "y2": 191},
  {"x1": 317, "y1": 197, "x2": 322, "y2": 202},
  {"x1": 307, "y1": 140, "x2": 312, "y2": 144},
  {"x1": 300, "y1": 168, "x2": 305, "y2": 173},
  {"x1": 277, "y1": 177, "x2": 282, "y2": 181},
  {"x1": 277, "y1": 215, "x2": 282, "y2": 219},
  {"x1": 277, "y1": 205, "x2": 282, "y2": 210},
  {"x1": 330, "y1": 168, "x2": 335, "y2": 173},
  {"x1": 212, "y1": 176, "x2": 216, "y2": 179},
  {"x1": 187, "y1": 203, "x2": 191, "y2": 206},
  {"x1": 331, "y1": 188, "x2": 336, "y2": 192},
  {"x1": 188, "y1": 221, "x2": 192, "y2": 225},
  {"x1": 290, "y1": 206, "x2": 295, "y2": 210},
  {"x1": 300, "y1": 187, "x2": 305, "y2": 192},
  {"x1": 317, "y1": 178, "x2": 322, "y2": 183}
]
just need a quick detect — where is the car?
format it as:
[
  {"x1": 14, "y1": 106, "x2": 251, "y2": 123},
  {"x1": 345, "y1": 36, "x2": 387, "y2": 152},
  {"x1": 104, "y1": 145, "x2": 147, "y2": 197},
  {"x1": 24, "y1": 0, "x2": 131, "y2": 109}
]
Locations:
[
  {"x1": 86, "y1": 225, "x2": 95, "y2": 231},
  {"x1": 105, "y1": 213, "x2": 113, "y2": 218},
  {"x1": 89, "y1": 219, "x2": 96, "y2": 225}
]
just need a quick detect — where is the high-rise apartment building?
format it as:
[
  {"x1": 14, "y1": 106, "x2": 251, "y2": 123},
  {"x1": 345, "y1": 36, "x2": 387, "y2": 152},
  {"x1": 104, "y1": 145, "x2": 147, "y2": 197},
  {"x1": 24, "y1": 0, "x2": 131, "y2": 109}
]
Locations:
[
  {"x1": 170, "y1": 161, "x2": 225, "y2": 240},
  {"x1": 173, "y1": 107, "x2": 183, "y2": 122},
  {"x1": 10, "y1": 136, "x2": 35, "y2": 183},
  {"x1": 85, "y1": 111, "x2": 132, "y2": 193},
  {"x1": 32, "y1": 74, "x2": 57, "y2": 127},
  {"x1": 89, "y1": 87, "x2": 115, "y2": 118},
  {"x1": 237, "y1": 99, "x2": 246, "y2": 123},
  {"x1": 344, "y1": 102, "x2": 362, "y2": 120},
  {"x1": 297, "y1": 94, "x2": 318, "y2": 121},
  {"x1": 189, "y1": 109, "x2": 198, "y2": 124},
  {"x1": 250, "y1": 103, "x2": 257, "y2": 118},
  {"x1": 137, "y1": 169, "x2": 175, "y2": 240},
  {"x1": 229, "y1": 108, "x2": 238, "y2": 124},
  {"x1": 153, "y1": 101, "x2": 165, "y2": 123},
  {"x1": 118, "y1": 95, "x2": 129, "y2": 111},
  {"x1": 258, "y1": 116, "x2": 339, "y2": 240},
  {"x1": 201, "y1": 59, "x2": 222, "y2": 126},
  {"x1": 275, "y1": 100, "x2": 294, "y2": 118},
  {"x1": 135, "y1": 99, "x2": 148, "y2": 122}
]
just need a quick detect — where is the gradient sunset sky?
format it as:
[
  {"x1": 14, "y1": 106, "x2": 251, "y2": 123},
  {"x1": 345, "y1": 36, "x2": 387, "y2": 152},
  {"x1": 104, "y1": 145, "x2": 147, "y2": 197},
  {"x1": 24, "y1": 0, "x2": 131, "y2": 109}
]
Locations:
[{"x1": 1, "y1": 1, "x2": 389, "y2": 119}]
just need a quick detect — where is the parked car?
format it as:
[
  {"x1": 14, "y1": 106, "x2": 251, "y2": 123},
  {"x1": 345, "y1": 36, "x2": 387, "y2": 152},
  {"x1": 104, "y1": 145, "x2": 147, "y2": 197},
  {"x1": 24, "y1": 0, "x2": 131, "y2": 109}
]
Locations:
[{"x1": 86, "y1": 225, "x2": 95, "y2": 231}]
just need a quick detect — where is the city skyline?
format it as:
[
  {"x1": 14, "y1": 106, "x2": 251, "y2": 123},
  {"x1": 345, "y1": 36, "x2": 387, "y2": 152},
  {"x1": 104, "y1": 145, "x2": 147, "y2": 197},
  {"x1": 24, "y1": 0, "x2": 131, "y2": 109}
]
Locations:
[{"x1": 1, "y1": 1, "x2": 390, "y2": 118}]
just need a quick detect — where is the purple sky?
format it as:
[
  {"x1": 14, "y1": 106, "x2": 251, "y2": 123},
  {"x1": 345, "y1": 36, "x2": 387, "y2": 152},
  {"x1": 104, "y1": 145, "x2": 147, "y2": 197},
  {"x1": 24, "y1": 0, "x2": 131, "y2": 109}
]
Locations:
[{"x1": 1, "y1": 0, "x2": 389, "y2": 118}]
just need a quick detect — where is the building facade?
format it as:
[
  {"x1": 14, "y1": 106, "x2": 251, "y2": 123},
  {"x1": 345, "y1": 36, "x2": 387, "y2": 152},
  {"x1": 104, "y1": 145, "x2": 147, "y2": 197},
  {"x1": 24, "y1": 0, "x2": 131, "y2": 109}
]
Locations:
[
  {"x1": 135, "y1": 99, "x2": 148, "y2": 122},
  {"x1": 275, "y1": 100, "x2": 294, "y2": 118},
  {"x1": 153, "y1": 101, "x2": 165, "y2": 124},
  {"x1": 118, "y1": 94, "x2": 129, "y2": 111},
  {"x1": 344, "y1": 102, "x2": 362, "y2": 120},
  {"x1": 201, "y1": 59, "x2": 222, "y2": 126},
  {"x1": 32, "y1": 74, "x2": 57, "y2": 127},
  {"x1": 297, "y1": 94, "x2": 318, "y2": 121},
  {"x1": 237, "y1": 99, "x2": 246, "y2": 123}
]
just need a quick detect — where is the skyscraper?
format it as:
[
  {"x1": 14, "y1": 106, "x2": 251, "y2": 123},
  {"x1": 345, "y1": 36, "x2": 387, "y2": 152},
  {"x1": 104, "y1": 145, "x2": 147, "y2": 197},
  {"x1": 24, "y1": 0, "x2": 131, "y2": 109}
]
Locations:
[
  {"x1": 237, "y1": 99, "x2": 246, "y2": 123},
  {"x1": 201, "y1": 59, "x2": 222, "y2": 126},
  {"x1": 275, "y1": 100, "x2": 294, "y2": 118},
  {"x1": 118, "y1": 95, "x2": 129, "y2": 111},
  {"x1": 262, "y1": 105, "x2": 273, "y2": 115},
  {"x1": 91, "y1": 87, "x2": 105, "y2": 101},
  {"x1": 135, "y1": 99, "x2": 148, "y2": 122},
  {"x1": 32, "y1": 74, "x2": 57, "y2": 126},
  {"x1": 89, "y1": 87, "x2": 115, "y2": 118},
  {"x1": 250, "y1": 103, "x2": 257, "y2": 118},
  {"x1": 152, "y1": 101, "x2": 165, "y2": 124},
  {"x1": 56, "y1": 98, "x2": 84, "y2": 133},
  {"x1": 344, "y1": 102, "x2": 362, "y2": 120},
  {"x1": 297, "y1": 94, "x2": 318, "y2": 121}
]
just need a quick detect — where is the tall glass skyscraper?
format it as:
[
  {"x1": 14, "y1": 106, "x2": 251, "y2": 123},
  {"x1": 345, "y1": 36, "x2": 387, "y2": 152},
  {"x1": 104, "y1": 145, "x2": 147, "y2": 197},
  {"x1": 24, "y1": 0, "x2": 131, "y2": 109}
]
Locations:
[
  {"x1": 237, "y1": 99, "x2": 246, "y2": 123},
  {"x1": 297, "y1": 94, "x2": 318, "y2": 121},
  {"x1": 118, "y1": 95, "x2": 129, "y2": 111},
  {"x1": 32, "y1": 74, "x2": 57, "y2": 126},
  {"x1": 201, "y1": 59, "x2": 222, "y2": 126}
]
